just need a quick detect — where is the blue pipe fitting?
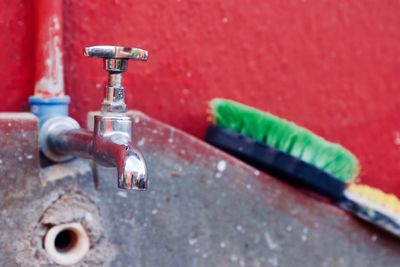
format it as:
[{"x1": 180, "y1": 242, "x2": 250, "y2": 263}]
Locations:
[{"x1": 29, "y1": 96, "x2": 71, "y2": 127}]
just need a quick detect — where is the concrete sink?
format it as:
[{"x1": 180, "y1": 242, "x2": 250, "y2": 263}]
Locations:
[{"x1": 1, "y1": 112, "x2": 399, "y2": 266}]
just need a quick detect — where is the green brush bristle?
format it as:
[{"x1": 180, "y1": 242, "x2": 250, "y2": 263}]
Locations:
[{"x1": 210, "y1": 98, "x2": 360, "y2": 182}]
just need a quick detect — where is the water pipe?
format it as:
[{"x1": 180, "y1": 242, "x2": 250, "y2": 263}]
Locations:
[{"x1": 29, "y1": 0, "x2": 70, "y2": 126}]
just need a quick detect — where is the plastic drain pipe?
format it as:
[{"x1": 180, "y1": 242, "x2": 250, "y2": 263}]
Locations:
[
  {"x1": 29, "y1": 0, "x2": 70, "y2": 126},
  {"x1": 44, "y1": 223, "x2": 90, "y2": 265}
]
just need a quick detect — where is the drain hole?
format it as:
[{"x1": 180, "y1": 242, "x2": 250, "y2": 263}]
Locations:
[
  {"x1": 54, "y1": 229, "x2": 78, "y2": 253},
  {"x1": 44, "y1": 223, "x2": 90, "y2": 265}
]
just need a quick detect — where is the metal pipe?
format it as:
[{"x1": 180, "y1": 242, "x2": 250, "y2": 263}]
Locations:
[
  {"x1": 30, "y1": 0, "x2": 69, "y2": 126},
  {"x1": 34, "y1": 0, "x2": 64, "y2": 97},
  {"x1": 49, "y1": 129, "x2": 93, "y2": 160}
]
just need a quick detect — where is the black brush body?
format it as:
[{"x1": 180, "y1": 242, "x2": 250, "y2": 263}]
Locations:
[{"x1": 205, "y1": 125, "x2": 347, "y2": 202}]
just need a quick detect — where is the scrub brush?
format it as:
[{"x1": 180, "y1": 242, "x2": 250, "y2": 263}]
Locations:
[{"x1": 205, "y1": 98, "x2": 400, "y2": 238}]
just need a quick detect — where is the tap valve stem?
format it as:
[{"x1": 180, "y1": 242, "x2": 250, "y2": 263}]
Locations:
[{"x1": 84, "y1": 46, "x2": 148, "y2": 114}]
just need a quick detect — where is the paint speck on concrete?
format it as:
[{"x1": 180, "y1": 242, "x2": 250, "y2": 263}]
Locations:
[
  {"x1": 151, "y1": 209, "x2": 158, "y2": 215},
  {"x1": 286, "y1": 225, "x2": 293, "y2": 232},
  {"x1": 217, "y1": 160, "x2": 226, "y2": 172},
  {"x1": 268, "y1": 256, "x2": 279, "y2": 267},
  {"x1": 246, "y1": 184, "x2": 252, "y2": 190},
  {"x1": 264, "y1": 232, "x2": 280, "y2": 250},
  {"x1": 371, "y1": 234, "x2": 378, "y2": 242},
  {"x1": 4, "y1": 216, "x2": 14, "y2": 226},
  {"x1": 137, "y1": 138, "x2": 146, "y2": 147},
  {"x1": 188, "y1": 237, "x2": 198, "y2": 246},
  {"x1": 230, "y1": 254, "x2": 238, "y2": 262},
  {"x1": 220, "y1": 241, "x2": 226, "y2": 248},
  {"x1": 301, "y1": 234, "x2": 308, "y2": 241},
  {"x1": 290, "y1": 209, "x2": 299, "y2": 215},
  {"x1": 18, "y1": 156, "x2": 23, "y2": 161},
  {"x1": 117, "y1": 191, "x2": 128, "y2": 198},
  {"x1": 169, "y1": 129, "x2": 175, "y2": 143},
  {"x1": 236, "y1": 225, "x2": 244, "y2": 232},
  {"x1": 25, "y1": 154, "x2": 33, "y2": 160},
  {"x1": 85, "y1": 212, "x2": 94, "y2": 222},
  {"x1": 215, "y1": 172, "x2": 222, "y2": 179}
]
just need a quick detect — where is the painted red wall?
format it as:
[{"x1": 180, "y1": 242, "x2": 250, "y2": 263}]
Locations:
[{"x1": 1, "y1": 0, "x2": 400, "y2": 195}]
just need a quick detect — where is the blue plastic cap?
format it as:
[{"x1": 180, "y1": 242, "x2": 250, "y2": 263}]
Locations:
[{"x1": 29, "y1": 96, "x2": 71, "y2": 127}]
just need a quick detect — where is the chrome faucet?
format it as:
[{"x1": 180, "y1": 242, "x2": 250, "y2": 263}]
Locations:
[{"x1": 39, "y1": 46, "x2": 148, "y2": 190}]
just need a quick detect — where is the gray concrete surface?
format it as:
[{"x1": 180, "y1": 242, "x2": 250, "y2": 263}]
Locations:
[{"x1": 0, "y1": 111, "x2": 399, "y2": 266}]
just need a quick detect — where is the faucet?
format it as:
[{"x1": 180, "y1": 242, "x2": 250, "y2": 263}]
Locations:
[{"x1": 39, "y1": 46, "x2": 148, "y2": 190}]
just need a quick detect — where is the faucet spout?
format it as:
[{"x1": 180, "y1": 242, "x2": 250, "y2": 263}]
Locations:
[
  {"x1": 43, "y1": 115, "x2": 148, "y2": 190},
  {"x1": 117, "y1": 145, "x2": 147, "y2": 190},
  {"x1": 91, "y1": 132, "x2": 147, "y2": 190}
]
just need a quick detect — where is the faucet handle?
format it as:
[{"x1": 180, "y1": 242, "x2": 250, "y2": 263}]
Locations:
[
  {"x1": 83, "y1": 45, "x2": 148, "y2": 113},
  {"x1": 84, "y1": 45, "x2": 148, "y2": 61},
  {"x1": 84, "y1": 45, "x2": 148, "y2": 73}
]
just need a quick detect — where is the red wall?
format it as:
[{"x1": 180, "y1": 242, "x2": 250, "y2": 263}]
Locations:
[{"x1": 1, "y1": 0, "x2": 400, "y2": 195}]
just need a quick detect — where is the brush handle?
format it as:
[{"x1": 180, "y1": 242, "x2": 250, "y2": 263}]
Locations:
[
  {"x1": 339, "y1": 198, "x2": 400, "y2": 238},
  {"x1": 205, "y1": 125, "x2": 347, "y2": 201}
]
